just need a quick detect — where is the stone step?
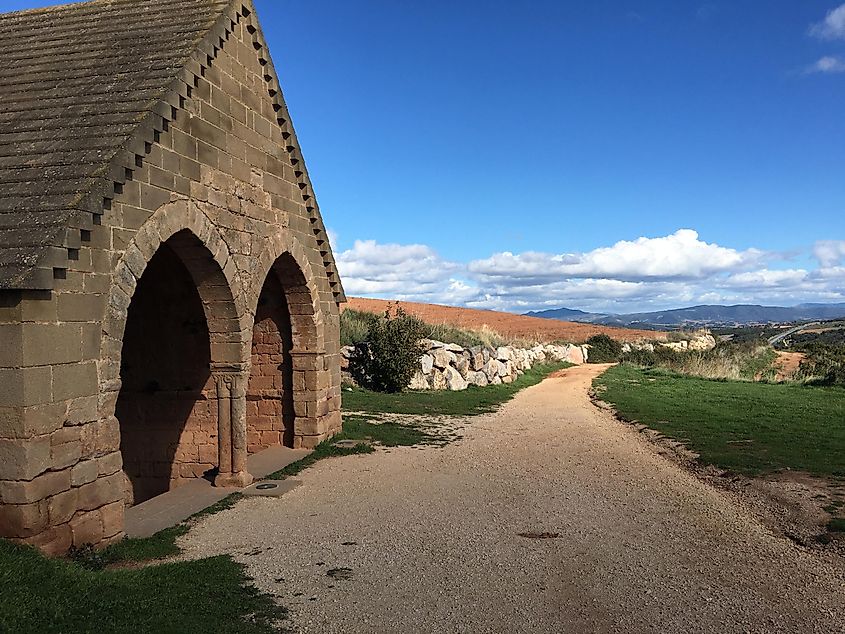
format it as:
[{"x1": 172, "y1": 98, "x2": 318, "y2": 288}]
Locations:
[{"x1": 123, "y1": 445, "x2": 310, "y2": 539}]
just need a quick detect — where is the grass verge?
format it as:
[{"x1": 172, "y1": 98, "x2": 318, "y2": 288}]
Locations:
[
  {"x1": 342, "y1": 362, "x2": 571, "y2": 416},
  {"x1": 0, "y1": 540, "x2": 286, "y2": 634},
  {"x1": 595, "y1": 364, "x2": 845, "y2": 477},
  {"x1": 267, "y1": 438, "x2": 374, "y2": 479}
]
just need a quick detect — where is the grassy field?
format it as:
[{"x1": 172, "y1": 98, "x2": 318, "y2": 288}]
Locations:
[
  {"x1": 595, "y1": 364, "x2": 845, "y2": 477},
  {"x1": 342, "y1": 362, "x2": 570, "y2": 416},
  {"x1": 0, "y1": 540, "x2": 286, "y2": 634}
]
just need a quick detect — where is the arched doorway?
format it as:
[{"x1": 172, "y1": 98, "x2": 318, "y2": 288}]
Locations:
[
  {"x1": 116, "y1": 230, "x2": 233, "y2": 505},
  {"x1": 247, "y1": 252, "x2": 318, "y2": 452}
]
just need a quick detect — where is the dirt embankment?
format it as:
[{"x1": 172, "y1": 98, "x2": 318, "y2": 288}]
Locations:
[
  {"x1": 345, "y1": 297, "x2": 665, "y2": 344},
  {"x1": 773, "y1": 351, "x2": 805, "y2": 381}
]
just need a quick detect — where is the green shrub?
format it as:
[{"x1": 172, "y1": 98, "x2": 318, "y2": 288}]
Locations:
[
  {"x1": 797, "y1": 343, "x2": 845, "y2": 387},
  {"x1": 586, "y1": 334, "x2": 623, "y2": 363},
  {"x1": 349, "y1": 308, "x2": 428, "y2": 393},
  {"x1": 621, "y1": 348, "x2": 658, "y2": 367},
  {"x1": 340, "y1": 308, "x2": 374, "y2": 346}
]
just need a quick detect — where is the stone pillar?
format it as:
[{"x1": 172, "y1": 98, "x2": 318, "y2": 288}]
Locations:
[
  {"x1": 212, "y1": 368, "x2": 253, "y2": 488},
  {"x1": 289, "y1": 349, "x2": 340, "y2": 448}
]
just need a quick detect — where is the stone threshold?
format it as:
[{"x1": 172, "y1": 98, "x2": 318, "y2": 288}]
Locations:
[{"x1": 124, "y1": 445, "x2": 310, "y2": 539}]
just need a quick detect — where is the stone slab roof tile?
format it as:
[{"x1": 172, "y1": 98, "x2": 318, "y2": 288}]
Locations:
[
  {"x1": 0, "y1": 0, "x2": 346, "y2": 302},
  {"x1": 0, "y1": 0, "x2": 230, "y2": 289}
]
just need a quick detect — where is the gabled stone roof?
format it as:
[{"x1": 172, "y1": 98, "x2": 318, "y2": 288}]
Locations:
[{"x1": 0, "y1": 0, "x2": 345, "y2": 301}]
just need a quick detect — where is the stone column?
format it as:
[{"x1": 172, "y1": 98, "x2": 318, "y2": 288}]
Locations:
[{"x1": 212, "y1": 367, "x2": 253, "y2": 488}]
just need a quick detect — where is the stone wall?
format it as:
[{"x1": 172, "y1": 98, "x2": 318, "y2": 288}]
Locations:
[
  {"x1": 622, "y1": 332, "x2": 717, "y2": 354},
  {"x1": 342, "y1": 340, "x2": 589, "y2": 391}
]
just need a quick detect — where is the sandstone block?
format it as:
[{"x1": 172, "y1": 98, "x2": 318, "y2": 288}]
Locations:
[
  {"x1": 0, "y1": 436, "x2": 52, "y2": 481},
  {"x1": 24, "y1": 523, "x2": 72, "y2": 557},
  {"x1": 420, "y1": 354, "x2": 434, "y2": 375},
  {"x1": 100, "y1": 501, "x2": 124, "y2": 539},
  {"x1": 97, "y1": 452, "x2": 123, "y2": 477},
  {"x1": 0, "y1": 402, "x2": 65, "y2": 439},
  {"x1": 77, "y1": 472, "x2": 123, "y2": 511},
  {"x1": 51, "y1": 440, "x2": 82, "y2": 471},
  {"x1": 70, "y1": 460, "x2": 99, "y2": 487},
  {"x1": 52, "y1": 361, "x2": 97, "y2": 402},
  {"x1": 0, "y1": 366, "x2": 52, "y2": 408},
  {"x1": 0, "y1": 500, "x2": 48, "y2": 538},
  {"x1": 70, "y1": 509, "x2": 104, "y2": 547},
  {"x1": 0, "y1": 469, "x2": 70, "y2": 504},
  {"x1": 48, "y1": 488, "x2": 79, "y2": 525}
]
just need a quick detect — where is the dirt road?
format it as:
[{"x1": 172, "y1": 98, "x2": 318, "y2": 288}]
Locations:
[{"x1": 181, "y1": 365, "x2": 844, "y2": 633}]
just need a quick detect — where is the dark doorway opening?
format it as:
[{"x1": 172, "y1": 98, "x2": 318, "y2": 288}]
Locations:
[{"x1": 116, "y1": 234, "x2": 217, "y2": 506}]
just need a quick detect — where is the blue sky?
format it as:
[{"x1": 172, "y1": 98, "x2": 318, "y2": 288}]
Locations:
[{"x1": 4, "y1": 0, "x2": 845, "y2": 312}]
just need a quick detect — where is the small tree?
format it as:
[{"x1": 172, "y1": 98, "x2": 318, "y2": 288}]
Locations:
[
  {"x1": 586, "y1": 333, "x2": 623, "y2": 363},
  {"x1": 350, "y1": 308, "x2": 427, "y2": 392}
]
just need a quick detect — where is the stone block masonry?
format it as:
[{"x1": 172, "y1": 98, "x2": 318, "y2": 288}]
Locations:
[
  {"x1": 341, "y1": 340, "x2": 590, "y2": 391},
  {"x1": 0, "y1": 0, "x2": 345, "y2": 553}
]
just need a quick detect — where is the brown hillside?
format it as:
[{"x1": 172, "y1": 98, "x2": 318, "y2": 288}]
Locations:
[{"x1": 345, "y1": 298, "x2": 666, "y2": 344}]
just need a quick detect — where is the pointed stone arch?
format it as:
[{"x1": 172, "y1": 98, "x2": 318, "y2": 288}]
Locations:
[
  {"x1": 246, "y1": 232, "x2": 338, "y2": 449},
  {"x1": 99, "y1": 200, "x2": 253, "y2": 504}
]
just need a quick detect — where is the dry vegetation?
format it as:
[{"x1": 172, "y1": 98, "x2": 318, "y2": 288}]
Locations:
[{"x1": 345, "y1": 297, "x2": 666, "y2": 344}]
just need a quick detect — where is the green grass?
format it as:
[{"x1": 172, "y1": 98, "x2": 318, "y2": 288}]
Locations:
[
  {"x1": 828, "y1": 518, "x2": 845, "y2": 532},
  {"x1": 87, "y1": 494, "x2": 246, "y2": 568},
  {"x1": 0, "y1": 540, "x2": 286, "y2": 634},
  {"x1": 341, "y1": 415, "x2": 446, "y2": 446},
  {"x1": 342, "y1": 362, "x2": 570, "y2": 416},
  {"x1": 267, "y1": 412, "x2": 461, "y2": 480},
  {"x1": 267, "y1": 438, "x2": 374, "y2": 479},
  {"x1": 595, "y1": 364, "x2": 845, "y2": 477}
]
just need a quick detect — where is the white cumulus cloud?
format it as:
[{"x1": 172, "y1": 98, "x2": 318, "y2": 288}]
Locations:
[
  {"x1": 336, "y1": 239, "x2": 471, "y2": 303},
  {"x1": 814, "y1": 240, "x2": 845, "y2": 267},
  {"x1": 806, "y1": 55, "x2": 845, "y2": 74},
  {"x1": 335, "y1": 231, "x2": 843, "y2": 313},
  {"x1": 468, "y1": 229, "x2": 764, "y2": 283},
  {"x1": 810, "y1": 3, "x2": 845, "y2": 40}
]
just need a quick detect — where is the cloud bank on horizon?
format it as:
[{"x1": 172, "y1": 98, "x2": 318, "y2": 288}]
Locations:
[{"x1": 334, "y1": 230, "x2": 845, "y2": 314}]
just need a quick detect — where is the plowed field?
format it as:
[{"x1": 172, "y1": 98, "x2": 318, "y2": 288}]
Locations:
[{"x1": 345, "y1": 297, "x2": 665, "y2": 343}]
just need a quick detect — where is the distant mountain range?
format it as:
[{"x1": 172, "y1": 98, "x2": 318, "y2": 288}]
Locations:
[{"x1": 524, "y1": 303, "x2": 845, "y2": 328}]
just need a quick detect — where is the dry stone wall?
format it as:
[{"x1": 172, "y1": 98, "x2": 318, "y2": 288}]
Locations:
[{"x1": 342, "y1": 340, "x2": 588, "y2": 391}]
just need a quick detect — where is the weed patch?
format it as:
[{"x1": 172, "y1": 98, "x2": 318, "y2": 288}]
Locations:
[{"x1": 827, "y1": 518, "x2": 845, "y2": 532}]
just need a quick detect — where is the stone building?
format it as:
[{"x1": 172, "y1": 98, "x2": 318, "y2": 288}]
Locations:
[{"x1": 0, "y1": 0, "x2": 345, "y2": 554}]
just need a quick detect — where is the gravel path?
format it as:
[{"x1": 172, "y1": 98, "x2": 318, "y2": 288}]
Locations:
[{"x1": 181, "y1": 365, "x2": 845, "y2": 633}]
